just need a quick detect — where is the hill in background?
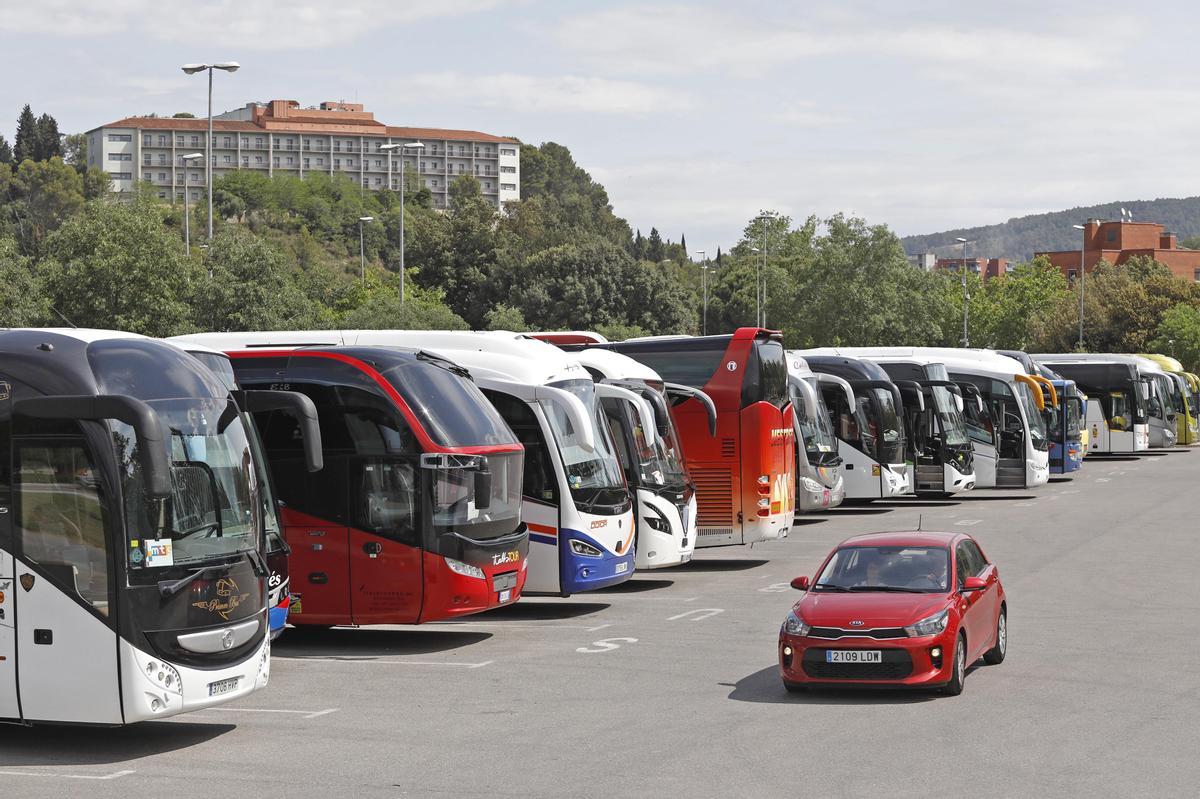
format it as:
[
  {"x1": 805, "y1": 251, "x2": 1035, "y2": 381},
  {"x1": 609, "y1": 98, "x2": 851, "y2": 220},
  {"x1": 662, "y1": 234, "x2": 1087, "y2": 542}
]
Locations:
[{"x1": 901, "y1": 196, "x2": 1200, "y2": 261}]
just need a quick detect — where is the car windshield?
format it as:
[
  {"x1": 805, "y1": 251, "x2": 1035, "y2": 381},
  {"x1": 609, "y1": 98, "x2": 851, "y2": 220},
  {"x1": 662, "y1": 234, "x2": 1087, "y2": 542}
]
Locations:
[
  {"x1": 114, "y1": 398, "x2": 262, "y2": 568},
  {"x1": 814, "y1": 545, "x2": 951, "y2": 593},
  {"x1": 545, "y1": 379, "x2": 627, "y2": 501}
]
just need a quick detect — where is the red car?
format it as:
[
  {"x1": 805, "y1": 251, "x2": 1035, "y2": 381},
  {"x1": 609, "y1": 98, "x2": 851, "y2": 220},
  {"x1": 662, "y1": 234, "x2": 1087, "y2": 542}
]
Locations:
[{"x1": 778, "y1": 531, "x2": 1006, "y2": 695}]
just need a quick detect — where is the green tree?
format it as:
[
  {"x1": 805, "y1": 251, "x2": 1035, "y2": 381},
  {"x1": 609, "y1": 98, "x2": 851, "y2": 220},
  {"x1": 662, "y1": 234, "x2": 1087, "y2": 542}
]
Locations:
[
  {"x1": 41, "y1": 199, "x2": 200, "y2": 335},
  {"x1": 192, "y1": 228, "x2": 320, "y2": 331},
  {"x1": 337, "y1": 284, "x2": 468, "y2": 330},
  {"x1": 0, "y1": 236, "x2": 49, "y2": 325},
  {"x1": 13, "y1": 105, "x2": 37, "y2": 164},
  {"x1": 172, "y1": 112, "x2": 197, "y2": 118},
  {"x1": 646, "y1": 227, "x2": 665, "y2": 262},
  {"x1": 416, "y1": 176, "x2": 497, "y2": 326},
  {"x1": 1151, "y1": 304, "x2": 1200, "y2": 372},
  {"x1": 8, "y1": 157, "x2": 86, "y2": 255},
  {"x1": 62, "y1": 133, "x2": 87, "y2": 174},
  {"x1": 34, "y1": 114, "x2": 62, "y2": 161},
  {"x1": 0, "y1": 134, "x2": 12, "y2": 165},
  {"x1": 483, "y1": 303, "x2": 530, "y2": 331}
]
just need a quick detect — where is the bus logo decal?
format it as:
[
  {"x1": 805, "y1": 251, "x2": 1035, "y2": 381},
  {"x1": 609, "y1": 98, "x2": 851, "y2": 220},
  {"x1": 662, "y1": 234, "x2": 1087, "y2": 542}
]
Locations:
[
  {"x1": 192, "y1": 577, "x2": 251, "y2": 621},
  {"x1": 19, "y1": 573, "x2": 34, "y2": 592},
  {"x1": 221, "y1": 629, "x2": 235, "y2": 650},
  {"x1": 726, "y1": 361, "x2": 737, "y2": 372},
  {"x1": 590, "y1": 519, "x2": 608, "y2": 529}
]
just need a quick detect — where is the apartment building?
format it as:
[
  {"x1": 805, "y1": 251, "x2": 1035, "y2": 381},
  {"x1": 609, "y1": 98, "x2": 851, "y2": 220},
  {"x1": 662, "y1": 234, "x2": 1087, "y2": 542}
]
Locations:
[
  {"x1": 935, "y1": 257, "x2": 1012, "y2": 280},
  {"x1": 86, "y1": 99, "x2": 520, "y2": 209},
  {"x1": 1037, "y1": 219, "x2": 1200, "y2": 282}
]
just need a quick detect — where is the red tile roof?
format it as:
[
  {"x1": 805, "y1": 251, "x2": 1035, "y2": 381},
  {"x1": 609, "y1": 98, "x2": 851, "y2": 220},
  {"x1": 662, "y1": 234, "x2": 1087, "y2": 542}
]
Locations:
[{"x1": 96, "y1": 116, "x2": 518, "y2": 144}]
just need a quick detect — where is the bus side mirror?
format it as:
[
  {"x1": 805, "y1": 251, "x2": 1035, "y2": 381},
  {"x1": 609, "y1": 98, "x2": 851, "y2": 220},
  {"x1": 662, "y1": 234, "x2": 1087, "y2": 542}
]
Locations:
[
  {"x1": 791, "y1": 576, "x2": 810, "y2": 591},
  {"x1": 236, "y1": 390, "x2": 324, "y2": 473},
  {"x1": 14, "y1": 394, "x2": 171, "y2": 498},
  {"x1": 473, "y1": 468, "x2": 492, "y2": 510}
]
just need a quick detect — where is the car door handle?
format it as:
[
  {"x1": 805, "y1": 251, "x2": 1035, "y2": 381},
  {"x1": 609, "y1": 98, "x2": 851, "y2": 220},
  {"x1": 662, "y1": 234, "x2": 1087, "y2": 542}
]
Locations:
[{"x1": 363, "y1": 542, "x2": 383, "y2": 557}]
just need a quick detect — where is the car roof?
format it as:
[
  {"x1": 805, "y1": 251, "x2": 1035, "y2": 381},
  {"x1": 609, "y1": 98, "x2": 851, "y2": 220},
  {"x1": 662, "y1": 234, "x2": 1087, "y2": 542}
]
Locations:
[{"x1": 837, "y1": 531, "x2": 960, "y2": 548}]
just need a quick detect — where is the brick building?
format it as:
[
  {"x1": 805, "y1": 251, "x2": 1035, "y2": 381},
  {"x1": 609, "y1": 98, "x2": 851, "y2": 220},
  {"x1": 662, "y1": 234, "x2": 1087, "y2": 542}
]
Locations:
[
  {"x1": 935, "y1": 257, "x2": 1012, "y2": 280},
  {"x1": 1037, "y1": 219, "x2": 1200, "y2": 282},
  {"x1": 86, "y1": 99, "x2": 520, "y2": 209}
]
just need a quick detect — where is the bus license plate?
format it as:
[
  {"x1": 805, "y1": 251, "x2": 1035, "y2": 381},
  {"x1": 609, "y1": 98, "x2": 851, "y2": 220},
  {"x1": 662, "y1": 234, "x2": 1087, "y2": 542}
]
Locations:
[
  {"x1": 680, "y1": 552, "x2": 692, "y2": 563},
  {"x1": 208, "y1": 677, "x2": 240, "y2": 697},
  {"x1": 826, "y1": 650, "x2": 881, "y2": 663},
  {"x1": 493, "y1": 572, "x2": 517, "y2": 592},
  {"x1": 614, "y1": 562, "x2": 629, "y2": 574}
]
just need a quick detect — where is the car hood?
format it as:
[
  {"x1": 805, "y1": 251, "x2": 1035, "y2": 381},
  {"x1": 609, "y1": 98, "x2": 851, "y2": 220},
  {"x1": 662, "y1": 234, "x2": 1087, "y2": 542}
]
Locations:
[{"x1": 796, "y1": 592, "x2": 949, "y2": 627}]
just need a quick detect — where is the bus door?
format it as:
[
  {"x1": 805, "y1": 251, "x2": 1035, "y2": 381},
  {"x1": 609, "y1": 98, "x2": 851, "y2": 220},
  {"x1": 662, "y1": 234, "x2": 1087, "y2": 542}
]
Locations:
[
  {"x1": 7, "y1": 403, "x2": 122, "y2": 724},
  {"x1": 0, "y1": 379, "x2": 17, "y2": 720},
  {"x1": 893, "y1": 380, "x2": 928, "y2": 490},
  {"x1": 956, "y1": 382, "x2": 997, "y2": 487}
]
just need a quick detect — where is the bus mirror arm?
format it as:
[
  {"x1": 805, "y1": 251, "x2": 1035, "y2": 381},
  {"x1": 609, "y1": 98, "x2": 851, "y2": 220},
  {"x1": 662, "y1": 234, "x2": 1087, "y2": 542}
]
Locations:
[
  {"x1": 14, "y1": 395, "x2": 171, "y2": 498},
  {"x1": 597, "y1": 384, "x2": 658, "y2": 445},
  {"x1": 234, "y1": 390, "x2": 324, "y2": 473},
  {"x1": 663, "y1": 383, "x2": 718, "y2": 437}
]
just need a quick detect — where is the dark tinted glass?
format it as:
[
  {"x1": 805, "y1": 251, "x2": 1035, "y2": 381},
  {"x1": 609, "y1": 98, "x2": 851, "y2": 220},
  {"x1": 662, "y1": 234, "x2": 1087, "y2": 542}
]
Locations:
[
  {"x1": 745, "y1": 340, "x2": 788, "y2": 408},
  {"x1": 89, "y1": 339, "x2": 227, "y2": 400},
  {"x1": 614, "y1": 344, "x2": 726, "y2": 390},
  {"x1": 383, "y1": 359, "x2": 516, "y2": 448},
  {"x1": 484, "y1": 390, "x2": 558, "y2": 503},
  {"x1": 187, "y1": 351, "x2": 239, "y2": 392}
]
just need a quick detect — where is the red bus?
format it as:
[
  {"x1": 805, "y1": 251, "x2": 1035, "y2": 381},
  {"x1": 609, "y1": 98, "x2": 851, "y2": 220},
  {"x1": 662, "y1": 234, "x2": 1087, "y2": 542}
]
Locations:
[
  {"x1": 191, "y1": 341, "x2": 529, "y2": 626},
  {"x1": 544, "y1": 329, "x2": 796, "y2": 547}
]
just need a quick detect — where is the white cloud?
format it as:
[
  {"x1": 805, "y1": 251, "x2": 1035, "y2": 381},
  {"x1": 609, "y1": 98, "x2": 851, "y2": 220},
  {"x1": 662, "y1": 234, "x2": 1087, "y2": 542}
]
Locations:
[
  {"x1": 0, "y1": 0, "x2": 515, "y2": 48},
  {"x1": 390, "y1": 72, "x2": 692, "y2": 116}
]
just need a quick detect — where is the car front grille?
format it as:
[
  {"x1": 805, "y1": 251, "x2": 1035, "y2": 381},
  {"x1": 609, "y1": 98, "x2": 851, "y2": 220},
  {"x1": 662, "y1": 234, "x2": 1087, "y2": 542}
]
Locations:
[
  {"x1": 807, "y1": 626, "x2": 908, "y2": 640},
  {"x1": 801, "y1": 648, "x2": 914, "y2": 680}
]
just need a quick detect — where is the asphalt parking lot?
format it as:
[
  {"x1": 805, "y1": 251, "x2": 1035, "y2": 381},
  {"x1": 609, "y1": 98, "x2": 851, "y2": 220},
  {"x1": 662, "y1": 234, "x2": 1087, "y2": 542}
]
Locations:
[{"x1": 3, "y1": 451, "x2": 1198, "y2": 798}]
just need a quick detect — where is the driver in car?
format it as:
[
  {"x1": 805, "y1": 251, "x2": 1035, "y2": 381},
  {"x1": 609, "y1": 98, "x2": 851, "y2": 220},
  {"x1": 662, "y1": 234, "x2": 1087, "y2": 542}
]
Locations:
[{"x1": 907, "y1": 554, "x2": 948, "y2": 590}]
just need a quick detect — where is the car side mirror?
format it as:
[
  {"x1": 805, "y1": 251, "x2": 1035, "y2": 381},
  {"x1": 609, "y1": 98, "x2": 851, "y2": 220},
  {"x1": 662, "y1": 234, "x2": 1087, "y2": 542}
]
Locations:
[
  {"x1": 961, "y1": 576, "x2": 986, "y2": 592},
  {"x1": 791, "y1": 576, "x2": 810, "y2": 591}
]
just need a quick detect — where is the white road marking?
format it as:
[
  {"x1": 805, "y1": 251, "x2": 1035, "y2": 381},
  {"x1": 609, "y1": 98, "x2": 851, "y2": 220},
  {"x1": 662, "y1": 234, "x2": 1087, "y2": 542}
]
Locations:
[
  {"x1": 1096, "y1": 478, "x2": 1111, "y2": 483},
  {"x1": 953, "y1": 519, "x2": 982, "y2": 526},
  {"x1": 1013, "y1": 502, "x2": 1034, "y2": 507},
  {"x1": 586, "y1": 623, "x2": 612, "y2": 632},
  {"x1": 199, "y1": 707, "x2": 339, "y2": 720},
  {"x1": 682, "y1": 596, "x2": 700, "y2": 602},
  {"x1": 0, "y1": 769, "x2": 135, "y2": 780},
  {"x1": 758, "y1": 582, "x2": 793, "y2": 593},
  {"x1": 289, "y1": 657, "x2": 493, "y2": 668},
  {"x1": 667, "y1": 608, "x2": 725, "y2": 622},
  {"x1": 576, "y1": 637, "x2": 637, "y2": 653}
]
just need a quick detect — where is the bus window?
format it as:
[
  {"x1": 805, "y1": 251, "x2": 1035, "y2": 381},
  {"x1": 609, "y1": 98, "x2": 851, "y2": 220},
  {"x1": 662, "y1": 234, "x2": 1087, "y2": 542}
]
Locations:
[
  {"x1": 485, "y1": 390, "x2": 559, "y2": 504},
  {"x1": 743, "y1": 339, "x2": 789, "y2": 408},
  {"x1": 961, "y1": 391, "x2": 995, "y2": 445},
  {"x1": 617, "y1": 344, "x2": 726, "y2": 391},
  {"x1": 16, "y1": 440, "x2": 111, "y2": 615},
  {"x1": 1107, "y1": 392, "x2": 1130, "y2": 430}
]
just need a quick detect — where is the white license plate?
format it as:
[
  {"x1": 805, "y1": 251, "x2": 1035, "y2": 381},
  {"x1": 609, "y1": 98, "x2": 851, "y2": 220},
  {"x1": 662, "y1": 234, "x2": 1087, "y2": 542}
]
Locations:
[
  {"x1": 208, "y1": 676, "x2": 240, "y2": 697},
  {"x1": 498, "y1": 589, "x2": 511, "y2": 603},
  {"x1": 826, "y1": 650, "x2": 882, "y2": 663},
  {"x1": 614, "y1": 561, "x2": 629, "y2": 574},
  {"x1": 680, "y1": 552, "x2": 692, "y2": 563}
]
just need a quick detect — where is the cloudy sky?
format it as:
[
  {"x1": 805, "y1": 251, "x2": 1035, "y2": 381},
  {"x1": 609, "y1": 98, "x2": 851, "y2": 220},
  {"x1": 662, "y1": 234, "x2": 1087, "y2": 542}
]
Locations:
[{"x1": 2, "y1": 1, "x2": 1197, "y2": 252}]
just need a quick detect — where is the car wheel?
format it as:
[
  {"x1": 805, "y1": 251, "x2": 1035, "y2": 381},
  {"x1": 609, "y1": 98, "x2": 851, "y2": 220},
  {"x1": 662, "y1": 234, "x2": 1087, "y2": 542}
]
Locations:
[
  {"x1": 783, "y1": 680, "x2": 808, "y2": 694},
  {"x1": 942, "y1": 632, "x2": 967, "y2": 696},
  {"x1": 983, "y1": 606, "x2": 1007, "y2": 665}
]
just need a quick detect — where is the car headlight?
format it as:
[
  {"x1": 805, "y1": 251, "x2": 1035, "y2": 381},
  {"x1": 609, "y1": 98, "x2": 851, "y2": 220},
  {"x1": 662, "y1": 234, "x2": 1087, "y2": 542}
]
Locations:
[
  {"x1": 800, "y1": 477, "x2": 823, "y2": 493},
  {"x1": 569, "y1": 539, "x2": 603, "y2": 558},
  {"x1": 444, "y1": 557, "x2": 486, "y2": 579},
  {"x1": 782, "y1": 611, "x2": 810, "y2": 637},
  {"x1": 904, "y1": 608, "x2": 949, "y2": 637}
]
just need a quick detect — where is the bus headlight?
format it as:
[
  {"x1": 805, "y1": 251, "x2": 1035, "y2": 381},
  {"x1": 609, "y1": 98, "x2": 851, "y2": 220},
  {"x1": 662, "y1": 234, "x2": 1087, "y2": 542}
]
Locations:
[
  {"x1": 800, "y1": 477, "x2": 823, "y2": 493},
  {"x1": 643, "y1": 508, "x2": 671, "y2": 533},
  {"x1": 569, "y1": 539, "x2": 603, "y2": 558},
  {"x1": 444, "y1": 557, "x2": 486, "y2": 579},
  {"x1": 143, "y1": 657, "x2": 183, "y2": 695}
]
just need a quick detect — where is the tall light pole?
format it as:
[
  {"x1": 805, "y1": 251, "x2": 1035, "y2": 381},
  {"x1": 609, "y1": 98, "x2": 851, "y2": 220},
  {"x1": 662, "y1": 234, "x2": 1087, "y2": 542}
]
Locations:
[
  {"x1": 750, "y1": 246, "x2": 761, "y2": 327},
  {"x1": 380, "y1": 141, "x2": 424, "y2": 303},
  {"x1": 181, "y1": 61, "x2": 240, "y2": 242},
  {"x1": 696, "y1": 250, "x2": 707, "y2": 335},
  {"x1": 1073, "y1": 223, "x2": 1087, "y2": 350},
  {"x1": 754, "y1": 213, "x2": 773, "y2": 327},
  {"x1": 956, "y1": 236, "x2": 970, "y2": 346},
  {"x1": 181, "y1": 152, "x2": 204, "y2": 255},
  {"x1": 359, "y1": 216, "x2": 374, "y2": 282}
]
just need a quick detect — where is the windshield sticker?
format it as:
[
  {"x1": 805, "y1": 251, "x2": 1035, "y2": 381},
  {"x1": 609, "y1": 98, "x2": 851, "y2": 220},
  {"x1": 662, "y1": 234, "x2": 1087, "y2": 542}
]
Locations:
[
  {"x1": 145, "y1": 538, "x2": 174, "y2": 568},
  {"x1": 0, "y1": 381, "x2": 9, "y2": 401}
]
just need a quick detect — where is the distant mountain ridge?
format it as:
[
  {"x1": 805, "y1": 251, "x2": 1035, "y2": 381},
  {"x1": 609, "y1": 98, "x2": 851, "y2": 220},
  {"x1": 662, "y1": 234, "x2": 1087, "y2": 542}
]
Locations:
[{"x1": 901, "y1": 196, "x2": 1200, "y2": 262}]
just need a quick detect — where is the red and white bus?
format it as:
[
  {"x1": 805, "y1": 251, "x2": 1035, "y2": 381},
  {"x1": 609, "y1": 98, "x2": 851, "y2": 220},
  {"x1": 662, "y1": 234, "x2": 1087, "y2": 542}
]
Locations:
[
  {"x1": 543, "y1": 329, "x2": 796, "y2": 547},
  {"x1": 173, "y1": 337, "x2": 529, "y2": 626}
]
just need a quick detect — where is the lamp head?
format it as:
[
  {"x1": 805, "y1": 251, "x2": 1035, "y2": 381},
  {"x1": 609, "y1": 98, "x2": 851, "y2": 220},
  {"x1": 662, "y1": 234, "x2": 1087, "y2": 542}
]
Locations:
[
  {"x1": 359, "y1": 216, "x2": 374, "y2": 223},
  {"x1": 213, "y1": 62, "x2": 241, "y2": 72},
  {"x1": 180, "y1": 64, "x2": 209, "y2": 74}
]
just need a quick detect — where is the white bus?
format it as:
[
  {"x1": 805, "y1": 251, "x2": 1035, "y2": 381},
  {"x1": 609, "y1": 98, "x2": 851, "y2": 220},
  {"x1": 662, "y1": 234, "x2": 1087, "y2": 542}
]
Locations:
[
  {"x1": 785, "y1": 353, "x2": 845, "y2": 512},
  {"x1": 1034, "y1": 355, "x2": 1153, "y2": 453},
  {"x1": 1, "y1": 330, "x2": 272, "y2": 725},
  {"x1": 562, "y1": 347, "x2": 699, "y2": 569}
]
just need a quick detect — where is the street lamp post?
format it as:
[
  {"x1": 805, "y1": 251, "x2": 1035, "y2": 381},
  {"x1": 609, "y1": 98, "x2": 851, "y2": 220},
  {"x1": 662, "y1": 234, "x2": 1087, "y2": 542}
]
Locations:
[
  {"x1": 181, "y1": 62, "x2": 240, "y2": 242},
  {"x1": 380, "y1": 141, "x2": 425, "y2": 303},
  {"x1": 359, "y1": 216, "x2": 374, "y2": 282},
  {"x1": 696, "y1": 250, "x2": 707, "y2": 335},
  {"x1": 749, "y1": 246, "x2": 761, "y2": 327},
  {"x1": 1073, "y1": 223, "x2": 1087, "y2": 350},
  {"x1": 754, "y1": 214, "x2": 773, "y2": 327},
  {"x1": 956, "y1": 237, "x2": 970, "y2": 346},
  {"x1": 180, "y1": 152, "x2": 204, "y2": 255}
]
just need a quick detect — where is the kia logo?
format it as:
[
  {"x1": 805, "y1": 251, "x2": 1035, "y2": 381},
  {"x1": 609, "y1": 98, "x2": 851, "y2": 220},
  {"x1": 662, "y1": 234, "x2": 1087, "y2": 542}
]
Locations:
[{"x1": 848, "y1": 620, "x2": 865, "y2": 626}]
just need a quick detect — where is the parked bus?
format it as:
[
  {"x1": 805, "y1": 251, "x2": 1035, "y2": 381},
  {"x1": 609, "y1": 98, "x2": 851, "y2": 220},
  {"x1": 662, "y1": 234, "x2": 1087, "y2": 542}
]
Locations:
[
  {"x1": 172, "y1": 341, "x2": 324, "y2": 639},
  {"x1": 1138, "y1": 353, "x2": 1198, "y2": 444},
  {"x1": 1040, "y1": 354, "x2": 1173, "y2": 448},
  {"x1": 1033, "y1": 356, "x2": 1150, "y2": 453},
  {"x1": 548, "y1": 346, "x2": 698, "y2": 569},
  {"x1": 175, "y1": 335, "x2": 533, "y2": 621},
  {"x1": 785, "y1": 353, "x2": 845, "y2": 512},
  {"x1": 1, "y1": 330, "x2": 272, "y2": 725},
  {"x1": 803, "y1": 355, "x2": 912, "y2": 500},
  {"x1": 555, "y1": 329, "x2": 795, "y2": 547},
  {"x1": 327, "y1": 331, "x2": 635, "y2": 595},
  {"x1": 998, "y1": 350, "x2": 1086, "y2": 470}
]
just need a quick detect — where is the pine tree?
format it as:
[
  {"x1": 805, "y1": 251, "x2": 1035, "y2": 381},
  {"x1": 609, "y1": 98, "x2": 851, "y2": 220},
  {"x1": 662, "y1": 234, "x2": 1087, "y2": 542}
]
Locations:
[
  {"x1": 0, "y1": 134, "x2": 12, "y2": 164},
  {"x1": 680, "y1": 232, "x2": 687, "y2": 259},
  {"x1": 13, "y1": 104, "x2": 37, "y2": 164},
  {"x1": 716, "y1": 246, "x2": 723, "y2": 265},
  {"x1": 646, "y1": 227, "x2": 665, "y2": 262},
  {"x1": 633, "y1": 228, "x2": 645, "y2": 260},
  {"x1": 34, "y1": 113, "x2": 62, "y2": 161}
]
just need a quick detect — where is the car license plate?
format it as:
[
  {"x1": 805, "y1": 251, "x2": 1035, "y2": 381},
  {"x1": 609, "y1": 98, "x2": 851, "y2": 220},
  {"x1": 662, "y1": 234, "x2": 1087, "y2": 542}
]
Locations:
[
  {"x1": 493, "y1": 571, "x2": 517, "y2": 592},
  {"x1": 208, "y1": 676, "x2": 240, "y2": 697},
  {"x1": 614, "y1": 561, "x2": 629, "y2": 574},
  {"x1": 498, "y1": 589, "x2": 511, "y2": 603},
  {"x1": 826, "y1": 650, "x2": 882, "y2": 663}
]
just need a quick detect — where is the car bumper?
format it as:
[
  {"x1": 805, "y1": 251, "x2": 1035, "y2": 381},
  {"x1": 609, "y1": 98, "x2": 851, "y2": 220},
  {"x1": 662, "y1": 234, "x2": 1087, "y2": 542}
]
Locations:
[{"x1": 778, "y1": 630, "x2": 956, "y2": 688}]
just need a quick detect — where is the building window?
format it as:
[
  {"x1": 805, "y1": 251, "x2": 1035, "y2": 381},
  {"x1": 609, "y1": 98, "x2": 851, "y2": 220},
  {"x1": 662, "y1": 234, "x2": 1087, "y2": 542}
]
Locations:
[
  {"x1": 107, "y1": 133, "x2": 132, "y2": 142},
  {"x1": 500, "y1": 148, "x2": 516, "y2": 156},
  {"x1": 485, "y1": 181, "x2": 492, "y2": 189},
  {"x1": 304, "y1": 158, "x2": 310, "y2": 168},
  {"x1": 159, "y1": 155, "x2": 167, "y2": 165},
  {"x1": 255, "y1": 137, "x2": 263, "y2": 147},
  {"x1": 1107, "y1": 229, "x2": 1117, "y2": 242},
  {"x1": 334, "y1": 142, "x2": 342, "y2": 152},
  {"x1": 362, "y1": 179, "x2": 369, "y2": 188},
  {"x1": 347, "y1": 159, "x2": 354, "y2": 167},
  {"x1": 191, "y1": 135, "x2": 200, "y2": 146},
  {"x1": 241, "y1": 137, "x2": 249, "y2": 148},
  {"x1": 110, "y1": 172, "x2": 132, "y2": 180},
  {"x1": 143, "y1": 155, "x2": 152, "y2": 164},
  {"x1": 286, "y1": 138, "x2": 294, "y2": 148},
  {"x1": 334, "y1": 159, "x2": 341, "y2": 168},
  {"x1": 143, "y1": 134, "x2": 152, "y2": 146},
  {"x1": 304, "y1": 138, "x2": 311, "y2": 148},
  {"x1": 176, "y1": 193, "x2": 184, "y2": 200},
  {"x1": 158, "y1": 191, "x2": 166, "y2": 198},
  {"x1": 501, "y1": 165, "x2": 516, "y2": 173},
  {"x1": 158, "y1": 172, "x2": 166, "y2": 181},
  {"x1": 374, "y1": 177, "x2": 381, "y2": 186},
  {"x1": 375, "y1": 160, "x2": 382, "y2": 168},
  {"x1": 242, "y1": 156, "x2": 249, "y2": 166},
  {"x1": 1194, "y1": 269, "x2": 1200, "y2": 282},
  {"x1": 143, "y1": 171, "x2": 152, "y2": 181},
  {"x1": 221, "y1": 137, "x2": 229, "y2": 147},
  {"x1": 500, "y1": 183, "x2": 516, "y2": 191},
  {"x1": 317, "y1": 157, "x2": 324, "y2": 165},
  {"x1": 192, "y1": 191, "x2": 199, "y2": 200},
  {"x1": 223, "y1": 155, "x2": 231, "y2": 164},
  {"x1": 431, "y1": 179, "x2": 438, "y2": 187},
  {"x1": 272, "y1": 157, "x2": 280, "y2": 167},
  {"x1": 177, "y1": 136, "x2": 185, "y2": 146},
  {"x1": 1067, "y1": 269, "x2": 1077, "y2": 280},
  {"x1": 255, "y1": 156, "x2": 264, "y2": 164},
  {"x1": 286, "y1": 157, "x2": 294, "y2": 165}
]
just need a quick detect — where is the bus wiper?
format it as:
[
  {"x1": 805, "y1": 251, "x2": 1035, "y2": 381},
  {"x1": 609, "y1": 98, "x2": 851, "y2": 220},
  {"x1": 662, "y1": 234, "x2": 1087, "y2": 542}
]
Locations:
[
  {"x1": 243, "y1": 547, "x2": 269, "y2": 578},
  {"x1": 158, "y1": 564, "x2": 227, "y2": 599}
]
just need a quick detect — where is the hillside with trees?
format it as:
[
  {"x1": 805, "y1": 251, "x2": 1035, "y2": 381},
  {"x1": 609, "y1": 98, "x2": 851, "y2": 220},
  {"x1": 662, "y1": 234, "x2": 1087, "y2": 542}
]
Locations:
[{"x1": 902, "y1": 196, "x2": 1200, "y2": 261}]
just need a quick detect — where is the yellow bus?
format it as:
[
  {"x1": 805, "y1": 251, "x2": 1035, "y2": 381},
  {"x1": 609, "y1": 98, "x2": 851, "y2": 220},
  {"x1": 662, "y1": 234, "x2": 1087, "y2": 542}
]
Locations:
[{"x1": 1139, "y1": 354, "x2": 1198, "y2": 444}]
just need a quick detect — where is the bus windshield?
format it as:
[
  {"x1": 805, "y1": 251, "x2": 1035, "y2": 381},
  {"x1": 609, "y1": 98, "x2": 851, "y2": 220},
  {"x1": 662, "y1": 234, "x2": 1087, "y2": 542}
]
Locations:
[
  {"x1": 628, "y1": 401, "x2": 689, "y2": 488},
  {"x1": 115, "y1": 398, "x2": 262, "y2": 568},
  {"x1": 1015, "y1": 383, "x2": 1048, "y2": 446},
  {"x1": 871, "y1": 388, "x2": 906, "y2": 465},
  {"x1": 546, "y1": 379, "x2": 628, "y2": 506},
  {"x1": 793, "y1": 378, "x2": 839, "y2": 461},
  {"x1": 929, "y1": 385, "x2": 970, "y2": 447},
  {"x1": 744, "y1": 339, "x2": 789, "y2": 409},
  {"x1": 385, "y1": 358, "x2": 518, "y2": 448},
  {"x1": 429, "y1": 450, "x2": 524, "y2": 539},
  {"x1": 1067, "y1": 396, "x2": 1083, "y2": 437}
]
